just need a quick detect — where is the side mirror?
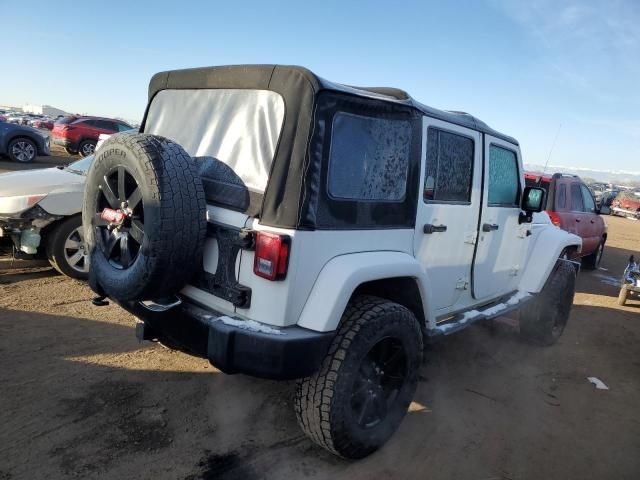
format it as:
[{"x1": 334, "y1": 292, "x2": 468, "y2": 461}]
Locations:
[
  {"x1": 599, "y1": 206, "x2": 610, "y2": 215},
  {"x1": 521, "y1": 186, "x2": 546, "y2": 213}
]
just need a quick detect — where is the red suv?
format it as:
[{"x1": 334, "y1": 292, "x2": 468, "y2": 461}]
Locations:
[
  {"x1": 525, "y1": 172, "x2": 607, "y2": 269},
  {"x1": 52, "y1": 116, "x2": 133, "y2": 157}
]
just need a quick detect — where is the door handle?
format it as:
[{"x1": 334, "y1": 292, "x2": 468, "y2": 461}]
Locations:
[
  {"x1": 482, "y1": 223, "x2": 499, "y2": 232},
  {"x1": 424, "y1": 224, "x2": 447, "y2": 234},
  {"x1": 575, "y1": 218, "x2": 581, "y2": 222},
  {"x1": 590, "y1": 219, "x2": 595, "y2": 223}
]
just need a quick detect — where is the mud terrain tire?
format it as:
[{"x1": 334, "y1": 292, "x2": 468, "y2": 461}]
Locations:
[
  {"x1": 520, "y1": 260, "x2": 576, "y2": 346},
  {"x1": 295, "y1": 295, "x2": 423, "y2": 459},
  {"x1": 83, "y1": 133, "x2": 206, "y2": 301}
]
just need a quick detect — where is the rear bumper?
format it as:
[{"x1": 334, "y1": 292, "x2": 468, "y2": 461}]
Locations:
[
  {"x1": 121, "y1": 298, "x2": 334, "y2": 380},
  {"x1": 52, "y1": 136, "x2": 76, "y2": 150}
]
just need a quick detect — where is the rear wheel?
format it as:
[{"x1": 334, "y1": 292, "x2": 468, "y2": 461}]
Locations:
[
  {"x1": 46, "y1": 215, "x2": 89, "y2": 280},
  {"x1": 65, "y1": 147, "x2": 78, "y2": 155},
  {"x1": 295, "y1": 296, "x2": 423, "y2": 459},
  {"x1": 617, "y1": 286, "x2": 629, "y2": 306},
  {"x1": 520, "y1": 261, "x2": 576, "y2": 346},
  {"x1": 582, "y1": 239, "x2": 605, "y2": 270},
  {"x1": 78, "y1": 139, "x2": 96, "y2": 157},
  {"x1": 8, "y1": 138, "x2": 37, "y2": 162}
]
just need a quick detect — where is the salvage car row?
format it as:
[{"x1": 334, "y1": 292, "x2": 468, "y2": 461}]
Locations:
[{"x1": 0, "y1": 113, "x2": 133, "y2": 162}]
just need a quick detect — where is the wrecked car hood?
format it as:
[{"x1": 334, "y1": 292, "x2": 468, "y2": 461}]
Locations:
[{"x1": 0, "y1": 168, "x2": 84, "y2": 197}]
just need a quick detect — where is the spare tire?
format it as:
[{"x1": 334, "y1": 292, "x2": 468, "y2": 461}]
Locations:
[{"x1": 82, "y1": 133, "x2": 207, "y2": 301}]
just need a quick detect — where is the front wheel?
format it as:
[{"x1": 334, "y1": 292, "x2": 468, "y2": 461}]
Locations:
[
  {"x1": 65, "y1": 147, "x2": 78, "y2": 155},
  {"x1": 294, "y1": 296, "x2": 423, "y2": 459},
  {"x1": 8, "y1": 138, "x2": 37, "y2": 162},
  {"x1": 520, "y1": 261, "x2": 576, "y2": 346},
  {"x1": 46, "y1": 215, "x2": 89, "y2": 280}
]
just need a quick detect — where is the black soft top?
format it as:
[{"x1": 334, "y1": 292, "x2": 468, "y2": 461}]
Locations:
[
  {"x1": 144, "y1": 65, "x2": 518, "y2": 229},
  {"x1": 147, "y1": 64, "x2": 518, "y2": 145}
]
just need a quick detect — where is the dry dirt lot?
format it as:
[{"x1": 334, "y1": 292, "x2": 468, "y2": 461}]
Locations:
[{"x1": 0, "y1": 153, "x2": 639, "y2": 479}]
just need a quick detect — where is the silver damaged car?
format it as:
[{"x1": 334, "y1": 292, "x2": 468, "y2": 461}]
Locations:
[{"x1": 0, "y1": 155, "x2": 93, "y2": 279}]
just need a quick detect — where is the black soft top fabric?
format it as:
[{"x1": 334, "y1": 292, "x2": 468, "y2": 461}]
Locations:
[{"x1": 143, "y1": 65, "x2": 519, "y2": 229}]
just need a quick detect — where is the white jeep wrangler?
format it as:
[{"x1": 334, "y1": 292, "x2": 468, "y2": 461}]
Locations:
[{"x1": 83, "y1": 65, "x2": 582, "y2": 459}]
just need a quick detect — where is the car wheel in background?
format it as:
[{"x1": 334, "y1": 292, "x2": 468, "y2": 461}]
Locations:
[
  {"x1": 78, "y1": 140, "x2": 97, "y2": 157},
  {"x1": 617, "y1": 285, "x2": 629, "y2": 306},
  {"x1": 582, "y1": 239, "x2": 605, "y2": 270},
  {"x1": 65, "y1": 147, "x2": 78, "y2": 155},
  {"x1": 8, "y1": 138, "x2": 37, "y2": 162},
  {"x1": 46, "y1": 215, "x2": 89, "y2": 280}
]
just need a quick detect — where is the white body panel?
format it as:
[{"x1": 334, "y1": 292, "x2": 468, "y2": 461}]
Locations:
[
  {"x1": 297, "y1": 251, "x2": 430, "y2": 332},
  {"x1": 519, "y1": 225, "x2": 581, "y2": 293}
]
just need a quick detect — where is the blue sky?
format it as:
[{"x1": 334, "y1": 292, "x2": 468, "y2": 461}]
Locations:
[{"x1": 1, "y1": 0, "x2": 638, "y2": 172}]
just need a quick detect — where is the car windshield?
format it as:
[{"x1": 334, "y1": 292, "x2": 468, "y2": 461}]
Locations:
[{"x1": 64, "y1": 155, "x2": 94, "y2": 175}]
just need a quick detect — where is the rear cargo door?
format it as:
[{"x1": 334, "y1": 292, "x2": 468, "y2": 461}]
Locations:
[{"x1": 472, "y1": 136, "x2": 530, "y2": 300}]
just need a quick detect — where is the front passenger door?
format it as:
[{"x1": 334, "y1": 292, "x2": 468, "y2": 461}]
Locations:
[{"x1": 472, "y1": 137, "x2": 530, "y2": 300}]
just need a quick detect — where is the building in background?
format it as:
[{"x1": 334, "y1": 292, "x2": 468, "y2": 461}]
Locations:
[{"x1": 23, "y1": 104, "x2": 67, "y2": 117}]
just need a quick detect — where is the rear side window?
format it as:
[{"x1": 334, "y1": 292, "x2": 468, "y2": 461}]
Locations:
[
  {"x1": 557, "y1": 184, "x2": 567, "y2": 209},
  {"x1": 424, "y1": 128, "x2": 474, "y2": 202},
  {"x1": 488, "y1": 145, "x2": 520, "y2": 206},
  {"x1": 570, "y1": 184, "x2": 584, "y2": 211},
  {"x1": 581, "y1": 185, "x2": 596, "y2": 212},
  {"x1": 328, "y1": 112, "x2": 411, "y2": 201}
]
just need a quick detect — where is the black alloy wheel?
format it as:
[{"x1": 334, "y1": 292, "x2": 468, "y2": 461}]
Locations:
[
  {"x1": 95, "y1": 166, "x2": 144, "y2": 269},
  {"x1": 350, "y1": 337, "x2": 408, "y2": 429}
]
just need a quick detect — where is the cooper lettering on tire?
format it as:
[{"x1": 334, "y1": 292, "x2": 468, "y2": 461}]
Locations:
[{"x1": 82, "y1": 133, "x2": 207, "y2": 301}]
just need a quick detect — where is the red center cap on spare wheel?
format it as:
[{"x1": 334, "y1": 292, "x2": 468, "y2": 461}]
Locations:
[{"x1": 100, "y1": 208, "x2": 126, "y2": 225}]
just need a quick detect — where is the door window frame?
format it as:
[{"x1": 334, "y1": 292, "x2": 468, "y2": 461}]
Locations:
[
  {"x1": 487, "y1": 143, "x2": 522, "y2": 208},
  {"x1": 423, "y1": 126, "x2": 476, "y2": 206}
]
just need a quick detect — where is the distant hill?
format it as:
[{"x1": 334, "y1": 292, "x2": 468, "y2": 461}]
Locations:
[{"x1": 524, "y1": 163, "x2": 640, "y2": 186}]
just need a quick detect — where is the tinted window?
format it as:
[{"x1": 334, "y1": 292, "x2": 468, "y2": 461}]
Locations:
[
  {"x1": 557, "y1": 184, "x2": 567, "y2": 209},
  {"x1": 424, "y1": 128, "x2": 474, "y2": 202},
  {"x1": 116, "y1": 123, "x2": 132, "y2": 132},
  {"x1": 328, "y1": 112, "x2": 411, "y2": 201},
  {"x1": 581, "y1": 185, "x2": 596, "y2": 212},
  {"x1": 95, "y1": 120, "x2": 115, "y2": 130},
  {"x1": 55, "y1": 116, "x2": 77, "y2": 124},
  {"x1": 488, "y1": 145, "x2": 520, "y2": 206},
  {"x1": 570, "y1": 184, "x2": 584, "y2": 211}
]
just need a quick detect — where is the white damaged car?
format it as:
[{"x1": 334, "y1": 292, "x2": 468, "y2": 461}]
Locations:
[{"x1": 0, "y1": 156, "x2": 93, "y2": 279}]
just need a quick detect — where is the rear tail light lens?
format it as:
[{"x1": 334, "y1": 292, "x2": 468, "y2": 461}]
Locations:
[
  {"x1": 253, "y1": 231, "x2": 290, "y2": 281},
  {"x1": 547, "y1": 210, "x2": 561, "y2": 227}
]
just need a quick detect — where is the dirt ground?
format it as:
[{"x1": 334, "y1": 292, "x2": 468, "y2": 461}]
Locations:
[{"x1": 0, "y1": 152, "x2": 639, "y2": 479}]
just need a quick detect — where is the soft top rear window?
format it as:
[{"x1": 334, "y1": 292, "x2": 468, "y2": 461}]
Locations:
[{"x1": 144, "y1": 88, "x2": 285, "y2": 193}]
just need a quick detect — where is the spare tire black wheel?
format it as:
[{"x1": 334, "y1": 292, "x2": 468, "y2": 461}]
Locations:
[{"x1": 82, "y1": 133, "x2": 207, "y2": 302}]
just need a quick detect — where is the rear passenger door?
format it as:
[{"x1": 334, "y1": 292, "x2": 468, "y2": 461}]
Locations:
[
  {"x1": 414, "y1": 118, "x2": 482, "y2": 313},
  {"x1": 578, "y1": 184, "x2": 600, "y2": 255},
  {"x1": 472, "y1": 136, "x2": 530, "y2": 300}
]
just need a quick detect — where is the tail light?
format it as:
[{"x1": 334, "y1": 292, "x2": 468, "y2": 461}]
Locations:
[
  {"x1": 547, "y1": 210, "x2": 561, "y2": 227},
  {"x1": 253, "y1": 231, "x2": 290, "y2": 281}
]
